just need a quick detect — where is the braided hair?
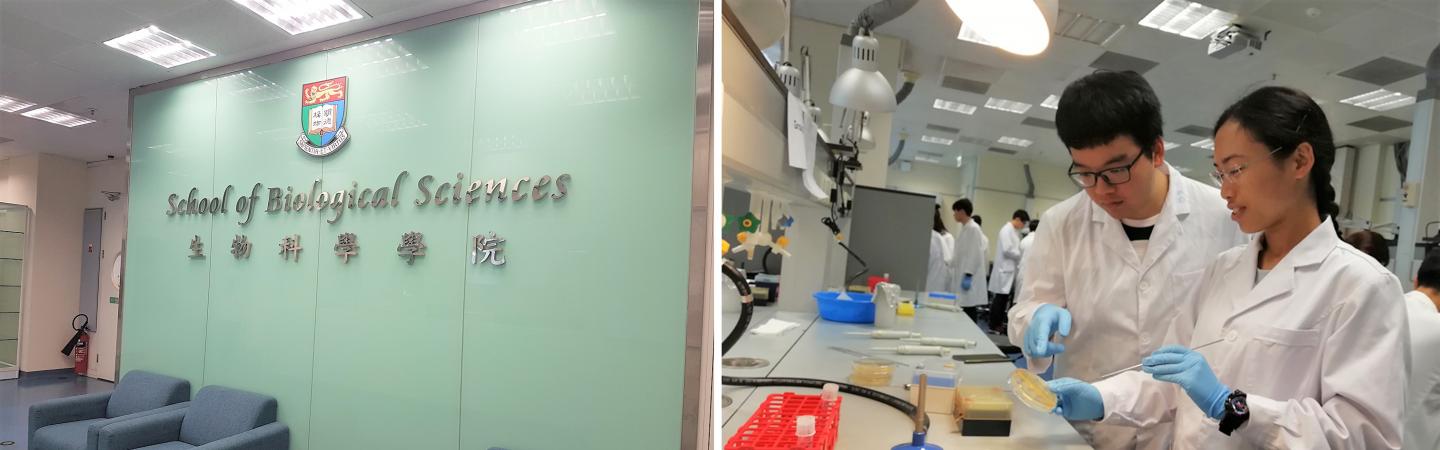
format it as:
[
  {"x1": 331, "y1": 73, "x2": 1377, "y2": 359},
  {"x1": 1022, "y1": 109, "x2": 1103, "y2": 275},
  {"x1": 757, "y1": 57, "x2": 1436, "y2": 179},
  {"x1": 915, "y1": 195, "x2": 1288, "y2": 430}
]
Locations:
[{"x1": 1214, "y1": 86, "x2": 1340, "y2": 235}]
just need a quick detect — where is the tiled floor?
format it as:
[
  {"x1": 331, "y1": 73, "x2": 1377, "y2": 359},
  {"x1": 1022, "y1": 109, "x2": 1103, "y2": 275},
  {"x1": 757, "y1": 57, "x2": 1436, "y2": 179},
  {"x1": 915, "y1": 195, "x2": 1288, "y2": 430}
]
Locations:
[{"x1": 0, "y1": 371, "x2": 114, "y2": 449}]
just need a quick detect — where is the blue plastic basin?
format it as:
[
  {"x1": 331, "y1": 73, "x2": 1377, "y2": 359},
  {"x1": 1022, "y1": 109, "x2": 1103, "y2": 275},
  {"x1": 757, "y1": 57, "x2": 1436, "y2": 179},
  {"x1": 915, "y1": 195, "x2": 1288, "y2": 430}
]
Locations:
[{"x1": 813, "y1": 291, "x2": 875, "y2": 323}]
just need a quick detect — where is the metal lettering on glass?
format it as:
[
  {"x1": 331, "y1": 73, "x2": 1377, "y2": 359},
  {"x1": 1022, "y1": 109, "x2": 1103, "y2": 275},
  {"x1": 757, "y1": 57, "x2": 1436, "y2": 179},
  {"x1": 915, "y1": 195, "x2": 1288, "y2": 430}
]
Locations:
[
  {"x1": 279, "y1": 234, "x2": 302, "y2": 261},
  {"x1": 471, "y1": 232, "x2": 507, "y2": 266},
  {"x1": 230, "y1": 235, "x2": 252, "y2": 259},
  {"x1": 335, "y1": 232, "x2": 358, "y2": 263},
  {"x1": 162, "y1": 171, "x2": 570, "y2": 224},
  {"x1": 189, "y1": 235, "x2": 205, "y2": 258},
  {"x1": 397, "y1": 231, "x2": 426, "y2": 265}
]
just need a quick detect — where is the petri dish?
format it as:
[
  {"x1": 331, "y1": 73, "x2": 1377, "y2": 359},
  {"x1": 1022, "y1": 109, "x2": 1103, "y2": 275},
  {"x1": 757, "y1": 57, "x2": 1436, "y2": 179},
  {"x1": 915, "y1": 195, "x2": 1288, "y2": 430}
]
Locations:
[
  {"x1": 1008, "y1": 368, "x2": 1058, "y2": 412},
  {"x1": 850, "y1": 358, "x2": 895, "y2": 387}
]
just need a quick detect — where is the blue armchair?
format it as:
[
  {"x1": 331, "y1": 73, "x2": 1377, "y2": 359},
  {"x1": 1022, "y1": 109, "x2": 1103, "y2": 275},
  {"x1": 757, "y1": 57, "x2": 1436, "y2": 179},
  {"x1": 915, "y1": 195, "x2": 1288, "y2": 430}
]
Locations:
[
  {"x1": 29, "y1": 370, "x2": 191, "y2": 450},
  {"x1": 95, "y1": 385, "x2": 289, "y2": 450}
]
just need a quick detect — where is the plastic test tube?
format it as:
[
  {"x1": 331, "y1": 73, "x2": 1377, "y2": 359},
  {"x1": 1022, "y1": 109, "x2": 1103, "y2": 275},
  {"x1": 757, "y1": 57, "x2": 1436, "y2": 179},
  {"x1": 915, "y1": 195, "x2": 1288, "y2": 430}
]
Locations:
[
  {"x1": 872, "y1": 345, "x2": 952, "y2": 356},
  {"x1": 901, "y1": 336, "x2": 977, "y2": 348},
  {"x1": 847, "y1": 330, "x2": 921, "y2": 339}
]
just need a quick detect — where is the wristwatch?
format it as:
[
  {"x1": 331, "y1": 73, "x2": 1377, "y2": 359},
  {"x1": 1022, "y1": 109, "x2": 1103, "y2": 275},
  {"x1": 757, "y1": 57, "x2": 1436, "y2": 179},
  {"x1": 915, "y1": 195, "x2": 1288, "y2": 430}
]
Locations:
[{"x1": 1218, "y1": 389, "x2": 1249, "y2": 436}]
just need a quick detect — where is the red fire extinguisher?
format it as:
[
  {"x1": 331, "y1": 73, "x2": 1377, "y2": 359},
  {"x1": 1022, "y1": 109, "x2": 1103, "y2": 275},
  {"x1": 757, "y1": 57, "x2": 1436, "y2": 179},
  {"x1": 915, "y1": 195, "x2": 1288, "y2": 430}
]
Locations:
[{"x1": 62, "y1": 314, "x2": 90, "y2": 375}]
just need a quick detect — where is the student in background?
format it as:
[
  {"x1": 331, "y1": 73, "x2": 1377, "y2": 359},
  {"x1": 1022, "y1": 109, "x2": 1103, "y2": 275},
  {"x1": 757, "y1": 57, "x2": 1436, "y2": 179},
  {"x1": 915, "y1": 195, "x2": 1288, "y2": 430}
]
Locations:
[{"x1": 927, "y1": 205, "x2": 955, "y2": 293}]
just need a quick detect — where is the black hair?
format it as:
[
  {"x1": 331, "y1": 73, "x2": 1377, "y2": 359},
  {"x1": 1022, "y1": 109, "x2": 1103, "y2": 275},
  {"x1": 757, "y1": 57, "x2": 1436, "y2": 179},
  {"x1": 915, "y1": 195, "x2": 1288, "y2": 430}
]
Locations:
[
  {"x1": 1343, "y1": 230, "x2": 1389, "y2": 267},
  {"x1": 1012, "y1": 209, "x2": 1030, "y2": 223},
  {"x1": 1029, "y1": 220, "x2": 1040, "y2": 232},
  {"x1": 1419, "y1": 250, "x2": 1440, "y2": 290},
  {"x1": 1055, "y1": 70, "x2": 1164, "y2": 157},
  {"x1": 1213, "y1": 86, "x2": 1339, "y2": 234},
  {"x1": 973, "y1": 215, "x2": 983, "y2": 226},
  {"x1": 952, "y1": 198, "x2": 974, "y2": 215},
  {"x1": 933, "y1": 206, "x2": 948, "y2": 234}
]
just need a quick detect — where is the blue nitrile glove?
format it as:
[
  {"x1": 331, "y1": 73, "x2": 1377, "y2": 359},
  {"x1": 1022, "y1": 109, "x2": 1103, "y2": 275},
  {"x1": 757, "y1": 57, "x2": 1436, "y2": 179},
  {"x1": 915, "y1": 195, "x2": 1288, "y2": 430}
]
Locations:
[
  {"x1": 1142, "y1": 345, "x2": 1231, "y2": 419},
  {"x1": 961, "y1": 274, "x2": 973, "y2": 291},
  {"x1": 1024, "y1": 304, "x2": 1071, "y2": 357},
  {"x1": 1048, "y1": 378, "x2": 1104, "y2": 421}
]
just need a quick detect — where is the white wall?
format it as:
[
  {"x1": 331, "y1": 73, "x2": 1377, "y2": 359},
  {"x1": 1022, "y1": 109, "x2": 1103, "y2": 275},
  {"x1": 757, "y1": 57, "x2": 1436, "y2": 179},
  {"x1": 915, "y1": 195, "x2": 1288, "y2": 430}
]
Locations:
[
  {"x1": 85, "y1": 160, "x2": 127, "y2": 381},
  {"x1": 0, "y1": 153, "x2": 87, "y2": 372},
  {"x1": 971, "y1": 155, "x2": 1078, "y2": 254}
]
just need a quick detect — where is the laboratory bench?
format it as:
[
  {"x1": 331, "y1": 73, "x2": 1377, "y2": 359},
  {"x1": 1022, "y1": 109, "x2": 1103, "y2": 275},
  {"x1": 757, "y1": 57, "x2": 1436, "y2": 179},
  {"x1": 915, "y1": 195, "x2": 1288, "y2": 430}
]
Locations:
[{"x1": 720, "y1": 303, "x2": 1094, "y2": 449}]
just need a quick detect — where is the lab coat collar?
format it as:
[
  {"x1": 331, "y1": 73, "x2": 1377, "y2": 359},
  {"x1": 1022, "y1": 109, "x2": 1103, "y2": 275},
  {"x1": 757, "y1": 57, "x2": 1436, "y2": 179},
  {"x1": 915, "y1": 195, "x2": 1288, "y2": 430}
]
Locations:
[
  {"x1": 1087, "y1": 163, "x2": 1190, "y2": 269},
  {"x1": 1225, "y1": 217, "x2": 1339, "y2": 323},
  {"x1": 1086, "y1": 162, "x2": 1190, "y2": 224}
]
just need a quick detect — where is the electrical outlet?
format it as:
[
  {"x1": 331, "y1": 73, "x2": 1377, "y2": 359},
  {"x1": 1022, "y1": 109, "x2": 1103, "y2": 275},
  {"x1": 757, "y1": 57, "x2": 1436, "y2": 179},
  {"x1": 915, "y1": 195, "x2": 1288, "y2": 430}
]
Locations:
[{"x1": 1403, "y1": 181, "x2": 1421, "y2": 208}]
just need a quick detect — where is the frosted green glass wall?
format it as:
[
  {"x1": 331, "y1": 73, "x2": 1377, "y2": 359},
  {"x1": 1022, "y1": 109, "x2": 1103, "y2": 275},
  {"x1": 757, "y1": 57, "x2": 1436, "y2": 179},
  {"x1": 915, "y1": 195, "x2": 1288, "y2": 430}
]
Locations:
[{"x1": 123, "y1": 2, "x2": 701, "y2": 449}]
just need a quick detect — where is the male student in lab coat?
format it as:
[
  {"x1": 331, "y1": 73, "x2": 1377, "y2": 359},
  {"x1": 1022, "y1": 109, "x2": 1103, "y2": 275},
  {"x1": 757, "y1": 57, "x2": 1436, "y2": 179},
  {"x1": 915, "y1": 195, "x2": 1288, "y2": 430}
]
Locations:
[
  {"x1": 950, "y1": 199, "x2": 988, "y2": 320},
  {"x1": 1015, "y1": 220, "x2": 1038, "y2": 289},
  {"x1": 1007, "y1": 70, "x2": 1245, "y2": 449},
  {"x1": 1047, "y1": 85, "x2": 1407, "y2": 450},
  {"x1": 988, "y1": 209, "x2": 1029, "y2": 334},
  {"x1": 1404, "y1": 250, "x2": 1440, "y2": 450}
]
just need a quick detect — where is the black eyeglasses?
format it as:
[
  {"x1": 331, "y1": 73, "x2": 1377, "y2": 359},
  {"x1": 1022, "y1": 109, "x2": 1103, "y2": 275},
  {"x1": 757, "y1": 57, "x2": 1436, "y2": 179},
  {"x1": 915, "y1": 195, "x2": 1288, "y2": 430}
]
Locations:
[{"x1": 1068, "y1": 151, "x2": 1145, "y2": 188}]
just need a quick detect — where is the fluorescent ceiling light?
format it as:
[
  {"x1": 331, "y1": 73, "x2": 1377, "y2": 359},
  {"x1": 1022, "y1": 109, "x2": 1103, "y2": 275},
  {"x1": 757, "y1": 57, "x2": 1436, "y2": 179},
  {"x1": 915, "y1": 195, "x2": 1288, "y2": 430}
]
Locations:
[
  {"x1": 21, "y1": 107, "x2": 95, "y2": 127},
  {"x1": 921, "y1": 135, "x2": 955, "y2": 146},
  {"x1": 1339, "y1": 88, "x2": 1417, "y2": 112},
  {"x1": 1163, "y1": 141, "x2": 1179, "y2": 150},
  {"x1": 0, "y1": 95, "x2": 36, "y2": 113},
  {"x1": 230, "y1": 0, "x2": 367, "y2": 35},
  {"x1": 915, "y1": 156, "x2": 942, "y2": 164},
  {"x1": 985, "y1": 97, "x2": 1032, "y2": 114},
  {"x1": 1190, "y1": 138, "x2": 1214, "y2": 150},
  {"x1": 1138, "y1": 0, "x2": 1237, "y2": 39},
  {"x1": 103, "y1": 26, "x2": 215, "y2": 68},
  {"x1": 933, "y1": 99, "x2": 978, "y2": 115},
  {"x1": 1041, "y1": 94, "x2": 1060, "y2": 109},
  {"x1": 998, "y1": 136, "x2": 1033, "y2": 147},
  {"x1": 945, "y1": 0, "x2": 1053, "y2": 56}
]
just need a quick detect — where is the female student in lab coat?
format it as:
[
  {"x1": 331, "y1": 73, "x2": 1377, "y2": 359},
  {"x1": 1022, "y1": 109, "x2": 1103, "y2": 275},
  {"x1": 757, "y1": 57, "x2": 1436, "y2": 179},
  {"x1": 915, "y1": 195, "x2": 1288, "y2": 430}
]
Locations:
[
  {"x1": 926, "y1": 206, "x2": 955, "y2": 293},
  {"x1": 1047, "y1": 86, "x2": 1408, "y2": 449}
]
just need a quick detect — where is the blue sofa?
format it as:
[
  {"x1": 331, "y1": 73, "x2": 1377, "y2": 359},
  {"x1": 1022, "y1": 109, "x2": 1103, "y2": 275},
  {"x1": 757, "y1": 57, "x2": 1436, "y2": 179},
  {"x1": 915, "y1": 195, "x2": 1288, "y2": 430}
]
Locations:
[
  {"x1": 29, "y1": 370, "x2": 191, "y2": 450},
  {"x1": 95, "y1": 385, "x2": 288, "y2": 450}
]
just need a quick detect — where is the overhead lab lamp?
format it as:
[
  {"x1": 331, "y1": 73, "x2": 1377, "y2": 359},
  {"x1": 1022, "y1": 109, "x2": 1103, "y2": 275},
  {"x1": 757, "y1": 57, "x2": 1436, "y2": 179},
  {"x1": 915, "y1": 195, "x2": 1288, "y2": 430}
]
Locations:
[
  {"x1": 829, "y1": 28, "x2": 897, "y2": 113},
  {"x1": 944, "y1": 0, "x2": 1055, "y2": 56},
  {"x1": 729, "y1": 0, "x2": 788, "y2": 49}
]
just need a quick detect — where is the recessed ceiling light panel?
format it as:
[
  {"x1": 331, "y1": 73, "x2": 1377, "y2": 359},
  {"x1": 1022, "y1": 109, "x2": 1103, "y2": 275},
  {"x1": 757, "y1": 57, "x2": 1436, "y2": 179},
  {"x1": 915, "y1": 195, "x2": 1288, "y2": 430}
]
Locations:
[
  {"x1": 231, "y1": 0, "x2": 367, "y2": 35},
  {"x1": 984, "y1": 97, "x2": 1032, "y2": 114},
  {"x1": 0, "y1": 95, "x2": 36, "y2": 113},
  {"x1": 21, "y1": 107, "x2": 96, "y2": 127},
  {"x1": 103, "y1": 26, "x2": 215, "y2": 68},
  {"x1": 1138, "y1": 0, "x2": 1237, "y2": 39},
  {"x1": 933, "y1": 99, "x2": 978, "y2": 115},
  {"x1": 921, "y1": 135, "x2": 955, "y2": 146}
]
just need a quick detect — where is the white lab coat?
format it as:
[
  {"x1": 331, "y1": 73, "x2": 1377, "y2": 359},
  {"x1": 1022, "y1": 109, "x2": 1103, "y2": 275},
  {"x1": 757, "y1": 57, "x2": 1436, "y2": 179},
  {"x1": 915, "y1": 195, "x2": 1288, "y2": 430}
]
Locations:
[
  {"x1": 1403, "y1": 290, "x2": 1440, "y2": 450},
  {"x1": 1008, "y1": 166, "x2": 1245, "y2": 449},
  {"x1": 1016, "y1": 233, "x2": 1035, "y2": 289},
  {"x1": 989, "y1": 223, "x2": 1023, "y2": 295},
  {"x1": 952, "y1": 220, "x2": 989, "y2": 307},
  {"x1": 1094, "y1": 218, "x2": 1409, "y2": 450},
  {"x1": 927, "y1": 230, "x2": 955, "y2": 292}
]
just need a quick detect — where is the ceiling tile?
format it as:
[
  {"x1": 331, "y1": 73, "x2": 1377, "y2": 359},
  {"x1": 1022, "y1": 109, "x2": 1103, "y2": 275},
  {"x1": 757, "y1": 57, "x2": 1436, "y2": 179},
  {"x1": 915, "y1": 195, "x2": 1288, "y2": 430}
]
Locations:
[
  {"x1": 1348, "y1": 115, "x2": 1412, "y2": 132},
  {"x1": 1252, "y1": 0, "x2": 1378, "y2": 33},
  {"x1": 1320, "y1": 5, "x2": 1438, "y2": 56},
  {"x1": 0, "y1": 61, "x2": 105, "y2": 105},
  {"x1": 0, "y1": 11, "x2": 91, "y2": 59},
  {"x1": 3, "y1": 1, "x2": 147, "y2": 43},
  {"x1": 157, "y1": 0, "x2": 280, "y2": 55},
  {"x1": 1336, "y1": 57, "x2": 1426, "y2": 86},
  {"x1": 113, "y1": 0, "x2": 213, "y2": 22},
  {"x1": 48, "y1": 45, "x2": 169, "y2": 91}
]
